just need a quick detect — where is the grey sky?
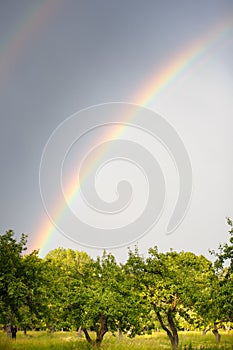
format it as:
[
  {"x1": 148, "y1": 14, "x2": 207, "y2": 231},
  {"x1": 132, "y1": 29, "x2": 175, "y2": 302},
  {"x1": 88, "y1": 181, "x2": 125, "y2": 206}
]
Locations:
[{"x1": 0, "y1": 0, "x2": 233, "y2": 261}]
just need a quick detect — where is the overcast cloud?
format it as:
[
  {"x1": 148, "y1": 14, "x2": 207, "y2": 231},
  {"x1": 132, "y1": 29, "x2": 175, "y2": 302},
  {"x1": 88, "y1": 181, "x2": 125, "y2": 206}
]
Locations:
[{"x1": 0, "y1": 0, "x2": 233, "y2": 260}]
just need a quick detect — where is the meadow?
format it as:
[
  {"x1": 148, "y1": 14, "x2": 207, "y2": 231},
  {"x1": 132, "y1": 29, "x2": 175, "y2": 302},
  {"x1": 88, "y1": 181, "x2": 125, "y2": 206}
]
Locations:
[{"x1": 0, "y1": 331, "x2": 232, "y2": 350}]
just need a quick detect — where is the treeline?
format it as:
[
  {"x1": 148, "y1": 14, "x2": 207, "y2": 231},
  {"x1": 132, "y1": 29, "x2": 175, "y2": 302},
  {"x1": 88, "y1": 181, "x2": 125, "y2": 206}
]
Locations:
[{"x1": 0, "y1": 219, "x2": 232, "y2": 350}]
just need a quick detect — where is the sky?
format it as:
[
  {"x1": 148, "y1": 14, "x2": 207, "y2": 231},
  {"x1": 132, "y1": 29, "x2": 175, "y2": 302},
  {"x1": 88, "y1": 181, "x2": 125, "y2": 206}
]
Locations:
[{"x1": 0, "y1": 0, "x2": 233, "y2": 262}]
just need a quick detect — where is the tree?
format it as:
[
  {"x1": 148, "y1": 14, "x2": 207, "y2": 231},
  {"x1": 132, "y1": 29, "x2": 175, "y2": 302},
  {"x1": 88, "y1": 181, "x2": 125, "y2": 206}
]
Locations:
[
  {"x1": 213, "y1": 218, "x2": 233, "y2": 276},
  {"x1": 126, "y1": 247, "x2": 214, "y2": 350},
  {"x1": 18, "y1": 251, "x2": 51, "y2": 333},
  {"x1": 68, "y1": 251, "x2": 147, "y2": 347},
  {"x1": 0, "y1": 230, "x2": 53, "y2": 332},
  {"x1": 44, "y1": 248, "x2": 91, "y2": 331},
  {"x1": 0, "y1": 230, "x2": 27, "y2": 324},
  {"x1": 207, "y1": 217, "x2": 233, "y2": 340}
]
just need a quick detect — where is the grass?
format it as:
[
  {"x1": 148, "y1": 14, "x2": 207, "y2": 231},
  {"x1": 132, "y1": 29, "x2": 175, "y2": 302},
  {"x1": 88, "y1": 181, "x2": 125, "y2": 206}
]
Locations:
[{"x1": 0, "y1": 330, "x2": 232, "y2": 350}]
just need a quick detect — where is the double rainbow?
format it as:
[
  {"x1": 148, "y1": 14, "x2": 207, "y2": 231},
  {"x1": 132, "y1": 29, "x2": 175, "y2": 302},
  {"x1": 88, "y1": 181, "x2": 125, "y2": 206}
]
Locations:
[{"x1": 2, "y1": 6, "x2": 230, "y2": 255}]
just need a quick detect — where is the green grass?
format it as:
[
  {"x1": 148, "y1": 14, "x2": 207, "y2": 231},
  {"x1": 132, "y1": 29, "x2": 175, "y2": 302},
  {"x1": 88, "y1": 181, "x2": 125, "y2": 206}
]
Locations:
[{"x1": 0, "y1": 330, "x2": 232, "y2": 350}]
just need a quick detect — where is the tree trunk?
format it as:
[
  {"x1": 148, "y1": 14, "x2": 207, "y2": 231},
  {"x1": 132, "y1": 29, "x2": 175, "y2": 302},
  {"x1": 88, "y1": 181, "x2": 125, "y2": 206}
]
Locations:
[
  {"x1": 77, "y1": 326, "x2": 82, "y2": 337},
  {"x1": 167, "y1": 310, "x2": 179, "y2": 350},
  {"x1": 118, "y1": 329, "x2": 123, "y2": 339},
  {"x1": 95, "y1": 314, "x2": 108, "y2": 347},
  {"x1": 212, "y1": 324, "x2": 221, "y2": 343},
  {"x1": 169, "y1": 336, "x2": 178, "y2": 350},
  {"x1": 6, "y1": 324, "x2": 11, "y2": 338},
  {"x1": 82, "y1": 314, "x2": 108, "y2": 347},
  {"x1": 155, "y1": 310, "x2": 178, "y2": 350},
  {"x1": 202, "y1": 327, "x2": 210, "y2": 335},
  {"x1": 82, "y1": 328, "x2": 95, "y2": 346}
]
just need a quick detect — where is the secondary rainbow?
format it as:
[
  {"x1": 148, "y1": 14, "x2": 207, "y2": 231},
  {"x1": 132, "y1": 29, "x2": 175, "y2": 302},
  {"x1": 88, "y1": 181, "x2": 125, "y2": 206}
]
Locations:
[
  {"x1": 0, "y1": 1, "x2": 63, "y2": 85},
  {"x1": 33, "y1": 12, "x2": 233, "y2": 255}
]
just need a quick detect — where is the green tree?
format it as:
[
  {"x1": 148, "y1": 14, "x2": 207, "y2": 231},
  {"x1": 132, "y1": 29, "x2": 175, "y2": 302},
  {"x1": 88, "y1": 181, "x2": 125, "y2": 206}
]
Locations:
[
  {"x1": 0, "y1": 230, "x2": 53, "y2": 332},
  {"x1": 126, "y1": 247, "x2": 214, "y2": 350},
  {"x1": 0, "y1": 230, "x2": 27, "y2": 324},
  {"x1": 18, "y1": 251, "x2": 51, "y2": 333},
  {"x1": 207, "y1": 217, "x2": 233, "y2": 341},
  {"x1": 69, "y1": 251, "x2": 147, "y2": 347},
  {"x1": 213, "y1": 218, "x2": 233, "y2": 275},
  {"x1": 44, "y1": 248, "x2": 91, "y2": 331}
]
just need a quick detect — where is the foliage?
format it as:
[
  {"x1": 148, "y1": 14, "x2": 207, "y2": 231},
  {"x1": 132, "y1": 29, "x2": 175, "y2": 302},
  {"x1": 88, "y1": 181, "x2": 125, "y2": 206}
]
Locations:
[
  {"x1": 0, "y1": 230, "x2": 27, "y2": 323},
  {"x1": 208, "y1": 218, "x2": 233, "y2": 333},
  {"x1": 68, "y1": 251, "x2": 148, "y2": 346},
  {"x1": 18, "y1": 252, "x2": 51, "y2": 332},
  {"x1": 125, "y1": 247, "x2": 215, "y2": 350},
  {"x1": 44, "y1": 248, "x2": 91, "y2": 331},
  {"x1": 1, "y1": 221, "x2": 233, "y2": 349},
  {"x1": 0, "y1": 230, "x2": 51, "y2": 332},
  {"x1": 213, "y1": 218, "x2": 233, "y2": 275}
]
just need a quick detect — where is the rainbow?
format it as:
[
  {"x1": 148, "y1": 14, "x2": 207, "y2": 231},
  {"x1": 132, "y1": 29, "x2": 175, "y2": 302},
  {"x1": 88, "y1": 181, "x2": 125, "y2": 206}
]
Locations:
[
  {"x1": 0, "y1": 0, "x2": 63, "y2": 84},
  {"x1": 32, "y1": 11, "x2": 233, "y2": 256},
  {"x1": 133, "y1": 12, "x2": 233, "y2": 105}
]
